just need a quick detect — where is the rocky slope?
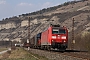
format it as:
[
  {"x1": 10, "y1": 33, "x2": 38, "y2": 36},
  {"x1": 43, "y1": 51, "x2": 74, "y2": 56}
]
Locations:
[{"x1": 0, "y1": 0, "x2": 90, "y2": 50}]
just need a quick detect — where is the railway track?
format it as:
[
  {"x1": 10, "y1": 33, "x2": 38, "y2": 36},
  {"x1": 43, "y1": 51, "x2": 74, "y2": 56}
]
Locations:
[
  {"x1": 62, "y1": 52, "x2": 90, "y2": 60},
  {"x1": 49, "y1": 49, "x2": 90, "y2": 59},
  {"x1": 27, "y1": 48, "x2": 90, "y2": 60},
  {"x1": 58, "y1": 50, "x2": 90, "y2": 60}
]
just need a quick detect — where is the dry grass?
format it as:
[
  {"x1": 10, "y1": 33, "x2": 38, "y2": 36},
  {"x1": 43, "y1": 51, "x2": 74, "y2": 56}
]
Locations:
[
  {"x1": 0, "y1": 48, "x2": 8, "y2": 52},
  {"x1": 0, "y1": 47, "x2": 49, "y2": 60}
]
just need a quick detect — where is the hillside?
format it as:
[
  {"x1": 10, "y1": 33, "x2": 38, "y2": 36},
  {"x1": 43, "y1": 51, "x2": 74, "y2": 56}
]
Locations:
[{"x1": 0, "y1": 0, "x2": 90, "y2": 51}]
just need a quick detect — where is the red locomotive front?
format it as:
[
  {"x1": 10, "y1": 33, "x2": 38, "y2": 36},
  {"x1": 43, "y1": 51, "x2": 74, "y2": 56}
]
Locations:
[
  {"x1": 41, "y1": 24, "x2": 68, "y2": 50},
  {"x1": 51, "y1": 26, "x2": 68, "y2": 50}
]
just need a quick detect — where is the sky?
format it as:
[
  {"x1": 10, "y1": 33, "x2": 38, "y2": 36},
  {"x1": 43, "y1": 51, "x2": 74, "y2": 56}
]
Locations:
[{"x1": 0, "y1": 0, "x2": 74, "y2": 20}]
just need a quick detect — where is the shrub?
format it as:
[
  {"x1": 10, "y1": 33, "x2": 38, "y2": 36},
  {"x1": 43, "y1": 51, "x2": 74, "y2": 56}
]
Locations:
[
  {"x1": 11, "y1": 46, "x2": 16, "y2": 50},
  {"x1": 87, "y1": 15, "x2": 90, "y2": 21},
  {"x1": 7, "y1": 50, "x2": 11, "y2": 54},
  {"x1": 75, "y1": 33, "x2": 90, "y2": 52}
]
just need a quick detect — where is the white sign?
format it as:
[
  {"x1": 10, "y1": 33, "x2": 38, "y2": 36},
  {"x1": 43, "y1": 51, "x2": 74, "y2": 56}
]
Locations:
[{"x1": 27, "y1": 39, "x2": 29, "y2": 43}]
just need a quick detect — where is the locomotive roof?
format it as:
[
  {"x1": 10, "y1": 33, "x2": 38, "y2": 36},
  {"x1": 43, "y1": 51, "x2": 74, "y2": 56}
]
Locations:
[
  {"x1": 50, "y1": 24, "x2": 60, "y2": 27},
  {"x1": 52, "y1": 27, "x2": 67, "y2": 29}
]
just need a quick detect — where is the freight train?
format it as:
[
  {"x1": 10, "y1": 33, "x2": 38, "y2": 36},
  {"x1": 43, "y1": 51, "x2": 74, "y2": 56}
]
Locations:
[{"x1": 24, "y1": 24, "x2": 68, "y2": 51}]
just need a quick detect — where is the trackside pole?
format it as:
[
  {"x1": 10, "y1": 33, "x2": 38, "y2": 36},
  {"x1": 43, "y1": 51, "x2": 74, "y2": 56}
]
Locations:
[
  {"x1": 28, "y1": 17, "x2": 31, "y2": 50},
  {"x1": 72, "y1": 18, "x2": 75, "y2": 50}
]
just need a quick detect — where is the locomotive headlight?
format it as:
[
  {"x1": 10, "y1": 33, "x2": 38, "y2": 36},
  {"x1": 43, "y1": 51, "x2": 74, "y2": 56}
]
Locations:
[
  {"x1": 63, "y1": 40, "x2": 66, "y2": 42},
  {"x1": 52, "y1": 36, "x2": 56, "y2": 39},
  {"x1": 52, "y1": 40, "x2": 55, "y2": 42},
  {"x1": 61, "y1": 36, "x2": 66, "y2": 39}
]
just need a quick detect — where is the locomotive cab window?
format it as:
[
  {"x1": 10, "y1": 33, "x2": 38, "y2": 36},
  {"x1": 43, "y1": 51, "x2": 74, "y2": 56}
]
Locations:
[
  {"x1": 59, "y1": 29, "x2": 66, "y2": 34},
  {"x1": 52, "y1": 29, "x2": 66, "y2": 34},
  {"x1": 52, "y1": 29, "x2": 59, "y2": 34}
]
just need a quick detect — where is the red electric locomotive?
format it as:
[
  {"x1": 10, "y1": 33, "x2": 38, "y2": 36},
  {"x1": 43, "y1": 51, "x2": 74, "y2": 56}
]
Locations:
[{"x1": 41, "y1": 24, "x2": 68, "y2": 51}]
